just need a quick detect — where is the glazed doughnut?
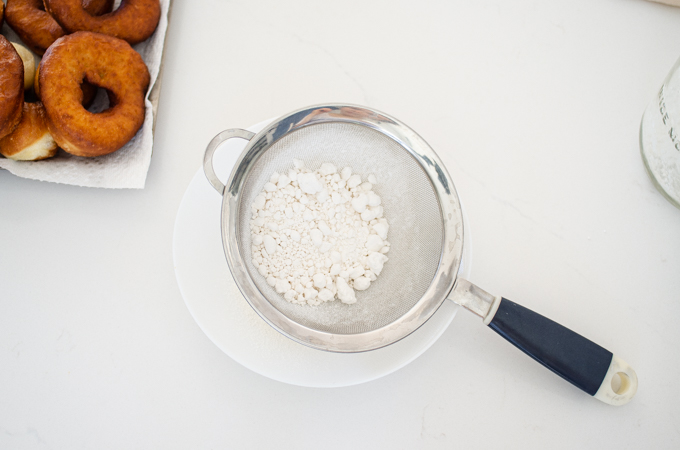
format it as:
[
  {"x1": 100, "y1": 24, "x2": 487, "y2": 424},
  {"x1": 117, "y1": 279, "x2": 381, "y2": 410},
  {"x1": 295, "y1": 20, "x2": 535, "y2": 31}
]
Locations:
[
  {"x1": 10, "y1": 42, "x2": 36, "y2": 90},
  {"x1": 0, "y1": 2, "x2": 5, "y2": 29},
  {"x1": 44, "y1": 0, "x2": 161, "y2": 45},
  {"x1": 34, "y1": 64, "x2": 98, "y2": 109},
  {"x1": 5, "y1": 0, "x2": 114, "y2": 55},
  {"x1": 0, "y1": 102, "x2": 58, "y2": 161},
  {"x1": 40, "y1": 32, "x2": 150, "y2": 157},
  {"x1": 0, "y1": 36, "x2": 25, "y2": 140}
]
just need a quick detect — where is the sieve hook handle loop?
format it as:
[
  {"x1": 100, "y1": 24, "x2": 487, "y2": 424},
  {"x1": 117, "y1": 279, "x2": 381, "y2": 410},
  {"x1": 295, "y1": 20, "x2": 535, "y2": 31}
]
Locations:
[
  {"x1": 484, "y1": 297, "x2": 638, "y2": 406},
  {"x1": 203, "y1": 129, "x2": 256, "y2": 195}
]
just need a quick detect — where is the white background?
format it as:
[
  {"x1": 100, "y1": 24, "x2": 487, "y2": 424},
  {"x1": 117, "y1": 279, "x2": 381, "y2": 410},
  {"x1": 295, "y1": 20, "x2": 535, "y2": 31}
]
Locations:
[{"x1": 2, "y1": 0, "x2": 680, "y2": 448}]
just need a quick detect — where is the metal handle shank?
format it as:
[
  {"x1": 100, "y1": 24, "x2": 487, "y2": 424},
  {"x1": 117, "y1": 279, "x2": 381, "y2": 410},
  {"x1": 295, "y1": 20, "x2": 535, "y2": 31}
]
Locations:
[{"x1": 203, "y1": 129, "x2": 256, "y2": 195}]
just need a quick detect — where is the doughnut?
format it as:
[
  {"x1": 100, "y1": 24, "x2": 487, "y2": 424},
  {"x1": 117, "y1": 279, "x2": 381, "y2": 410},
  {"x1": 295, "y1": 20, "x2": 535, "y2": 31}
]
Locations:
[
  {"x1": 5, "y1": 0, "x2": 114, "y2": 55},
  {"x1": 10, "y1": 42, "x2": 36, "y2": 90},
  {"x1": 34, "y1": 64, "x2": 98, "y2": 109},
  {"x1": 0, "y1": 102, "x2": 58, "y2": 161},
  {"x1": 0, "y1": 2, "x2": 5, "y2": 29},
  {"x1": 0, "y1": 36, "x2": 25, "y2": 140},
  {"x1": 44, "y1": 0, "x2": 161, "y2": 45},
  {"x1": 40, "y1": 32, "x2": 150, "y2": 157}
]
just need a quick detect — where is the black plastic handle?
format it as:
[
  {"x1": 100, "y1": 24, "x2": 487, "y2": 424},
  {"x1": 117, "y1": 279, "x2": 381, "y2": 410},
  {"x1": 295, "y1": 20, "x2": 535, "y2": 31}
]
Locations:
[{"x1": 487, "y1": 298, "x2": 612, "y2": 396}]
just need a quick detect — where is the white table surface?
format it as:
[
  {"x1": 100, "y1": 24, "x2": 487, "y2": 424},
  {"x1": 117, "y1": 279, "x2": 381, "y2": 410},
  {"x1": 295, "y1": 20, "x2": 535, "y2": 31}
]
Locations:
[{"x1": 2, "y1": 0, "x2": 680, "y2": 448}]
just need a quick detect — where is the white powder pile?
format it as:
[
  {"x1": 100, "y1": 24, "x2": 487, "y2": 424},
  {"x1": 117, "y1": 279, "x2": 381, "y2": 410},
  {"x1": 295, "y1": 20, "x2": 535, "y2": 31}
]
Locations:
[{"x1": 249, "y1": 159, "x2": 390, "y2": 306}]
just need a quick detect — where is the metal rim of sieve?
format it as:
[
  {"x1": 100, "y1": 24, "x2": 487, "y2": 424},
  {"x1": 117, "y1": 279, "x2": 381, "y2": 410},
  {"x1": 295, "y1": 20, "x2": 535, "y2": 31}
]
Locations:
[{"x1": 206, "y1": 104, "x2": 464, "y2": 352}]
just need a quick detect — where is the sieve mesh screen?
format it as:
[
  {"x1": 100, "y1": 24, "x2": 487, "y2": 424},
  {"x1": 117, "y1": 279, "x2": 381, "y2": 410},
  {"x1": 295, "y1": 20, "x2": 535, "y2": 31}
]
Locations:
[{"x1": 237, "y1": 122, "x2": 443, "y2": 334}]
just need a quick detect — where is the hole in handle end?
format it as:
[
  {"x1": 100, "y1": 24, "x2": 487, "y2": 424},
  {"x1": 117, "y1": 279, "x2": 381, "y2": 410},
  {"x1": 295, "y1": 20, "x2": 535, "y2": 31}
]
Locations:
[{"x1": 593, "y1": 354, "x2": 638, "y2": 406}]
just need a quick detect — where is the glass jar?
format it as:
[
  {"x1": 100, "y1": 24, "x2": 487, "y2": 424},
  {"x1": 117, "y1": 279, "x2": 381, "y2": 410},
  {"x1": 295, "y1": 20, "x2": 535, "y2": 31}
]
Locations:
[{"x1": 640, "y1": 56, "x2": 680, "y2": 209}]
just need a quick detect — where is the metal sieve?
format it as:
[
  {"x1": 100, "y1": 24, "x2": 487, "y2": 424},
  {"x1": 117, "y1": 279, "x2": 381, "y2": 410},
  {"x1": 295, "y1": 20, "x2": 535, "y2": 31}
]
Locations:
[{"x1": 204, "y1": 104, "x2": 637, "y2": 406}]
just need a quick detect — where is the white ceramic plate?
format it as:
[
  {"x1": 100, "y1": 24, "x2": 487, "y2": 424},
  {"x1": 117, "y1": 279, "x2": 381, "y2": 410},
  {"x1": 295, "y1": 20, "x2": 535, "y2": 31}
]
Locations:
[{"x1": 172, "y1": 120, "x2": 471, "y2": 387}]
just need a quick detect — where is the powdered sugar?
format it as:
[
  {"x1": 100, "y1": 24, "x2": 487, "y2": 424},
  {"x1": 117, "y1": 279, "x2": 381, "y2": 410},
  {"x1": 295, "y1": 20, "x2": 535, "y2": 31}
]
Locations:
[{"x1": 249, "y1": 159, "x2": 390, "y2": 306}]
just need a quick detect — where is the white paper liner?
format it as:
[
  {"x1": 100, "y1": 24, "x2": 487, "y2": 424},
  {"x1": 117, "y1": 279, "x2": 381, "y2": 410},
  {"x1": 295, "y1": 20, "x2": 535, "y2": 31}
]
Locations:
[{"x1": 0, "y1": 0, "x2": 171, "y2": 189}]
